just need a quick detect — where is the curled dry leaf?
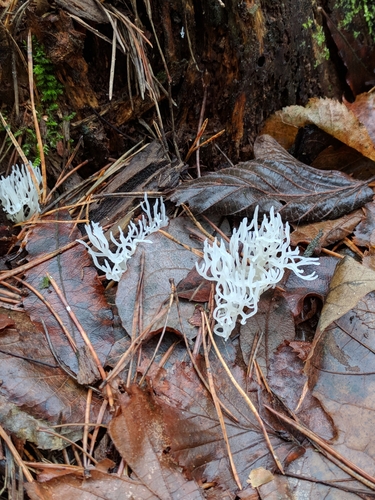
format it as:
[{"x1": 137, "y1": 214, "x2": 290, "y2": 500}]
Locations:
[{"x1": 261, "y1": 97, "x2": 375, "y2": 158}]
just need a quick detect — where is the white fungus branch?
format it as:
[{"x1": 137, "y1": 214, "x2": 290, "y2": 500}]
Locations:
[
  {"x1": 196, "y1": 206, "x2": 320, "y2": 340},
  {"x1": 78, "y1": 194, "x2": 169, "y2": 281},
  {"x1": 0, "y1": 164, "x2": 42, "y2": 223}
]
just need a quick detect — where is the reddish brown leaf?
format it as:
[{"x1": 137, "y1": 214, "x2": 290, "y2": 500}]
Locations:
[
  {"x1": 170, "y1": 135, "x2": 373, "y2": 223},
  {"x1": 109, "y1": 386, "x2": 205, "y2": 500},
  {"x1": 312, "y1": 144, "x2": 375, "y2": 179},
  {"x1": 25, "y1": 469, "x2": 159, "y2": 500},
  {"x1": 0, "y1": 314, "x2": 14, "y2": 330},
  {"x1": 144, "y1": 349, "x2": 305, "y2": 493},
  {"x1": 23, "y1": 211, "x2": 115, "y2": 376},
  {"x1": 290, "y1": 210, "x2": 364, "y2": 248},
  {"x1": 177, "y1": 266, "x2": 212, "y2": 303},
  {"x1": 268, "y1": 342, "x2": 335, "y2": 441}
]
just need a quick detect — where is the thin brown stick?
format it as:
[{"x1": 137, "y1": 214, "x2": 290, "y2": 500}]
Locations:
[
  {"x1": 181, "y1": 204, "x2": 215, "y2": 241},
  {"x1": 13, "y1": 277, "x2": 77, "y2": 352},
  {"x1": 203, "y1": 310, "x2": 285, "y2": 474},
  {"x1": 89, "y1": 399, "x2": 108, "y2": 457},
  {"x1": 185, "y1": 118, "x2": 208, "y2": 162},
  {"x1": 201, "y1": 311, "x2": 242, "y2": 490},
  {"x1": 0, "y1": 424, "x2": 33, "y2": 482},
  {"x1": 37, "y1": 428, "x2": 98, "y2": 465},
  {"x1": 0, "y1": 240, "x2": 80, "y2": 282},
  {"x1": 83, "y1": 388, "x2": 92, "y2": 468},
  {"x1": 158, "y1": 229, "x2": 203, "y2": 257},
  {"x1": 196, "y1": 83, "x2": 208, "y2": 178},
  {"x1": 45, "y1": 159, "x2": 88, "y2": 204},
  {"x1": 265, "y1": 405, "x2": 375, "y2": 490},
  {"x1": 47, "y1": 276, "x2": 104, "y2": 377},
  {"x1": 27, "y1": 31, "x2": 45, "y2": 201},
  {"x1": 0, "y1": 112, "x2": 29, "y2": 167}
]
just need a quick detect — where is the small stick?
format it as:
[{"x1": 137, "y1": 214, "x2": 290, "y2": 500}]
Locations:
[
  {"x1": 201, "y1": 310, "x2": 242, "y2": 490},
  {"x1": 47, "y1": 274, "x2": 114, "y2": 406},
  {"x1": 203, "y1": 310, "x2": 285, "y2": 474},
  {"x1": 89, "y1": 399, "x2": 108, "y2": 457},
  {"x1": 0, "y1": 240, "x2": 81, "y2": 282},
  {"x1": 37, "y1": 428, "x2": 98, "y2": 465},
  {"x1": 14, "y1": 277, "x2": 77, "y2": 352},
  {"x1": 158, "y1": 229, "x2": 203, "y2": 258},
  {"x1": 27, "y1": 31, "x2": 45, "y2": 201},
  {"x1": 0, "y1": 424, "x2": 33, "y2": 482},
  {"x1": 83, "y1": 389, "x2": 92, "y2": 468}
]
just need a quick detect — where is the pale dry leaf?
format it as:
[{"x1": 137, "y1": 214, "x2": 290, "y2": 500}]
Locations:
[
  {"x1": 262, "y1": 98, "x2": 375, "y2": 160},
  {"x1": 247, "y1": 467, "x2": 274, "y2": 488}
]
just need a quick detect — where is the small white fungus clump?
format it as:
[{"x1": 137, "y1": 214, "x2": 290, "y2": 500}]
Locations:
[
  {"x1": 78, "y1": 194, "x2": 169, "y2": 282},
  {"x1": 0, "y1": 163, "x2": 42, "y2": 223},
  {"x1": 196, "y1": 206, "x2": 319, "y2": 340}
]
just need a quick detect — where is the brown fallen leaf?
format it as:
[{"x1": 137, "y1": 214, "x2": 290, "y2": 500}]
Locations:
[
  {"x1": 170, "y1": 135, "x2": 373, "y2": 223},
  {"x1": 25, "y1": 468, "x2": 159, "y2": 500},
  {"x1": 290, "y1": 210, "x2": 364, "y2": 248},
  {"x1": 316, "y1": 256, "x2": 375, "y2": 335},
  {"x1": 109, "y1": 386, "x2": 205, "y2": 500},
  {"x1": 0, "y1": 309, "x2": 104, "y2": 448},
  {"x1": 304, "y1": 292, "x2": 375, "y2": 493},
  {"x1": 23, "y1": 211, "x2": 115, "y2": 376},
  {"x1": 353, "y1": 201, "x2": 375, "y2": 248},
  {"x1": 116, "y1": 217, "x2": 200, "y2": 340}
]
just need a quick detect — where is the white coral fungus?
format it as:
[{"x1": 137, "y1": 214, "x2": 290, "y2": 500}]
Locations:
[
  {"x1": 78, "y1": 194, "x2": 168, "y2": 281},
  {"x1": 0, "y1": 163, "x2": 42, "y2": 223},
  {"x1": 196, "y1": 206, "x2": 319, "y2": 340}
]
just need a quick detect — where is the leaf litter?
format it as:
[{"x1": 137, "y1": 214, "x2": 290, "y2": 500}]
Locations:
[{"x1": 1, "y1": 73, "x2": 375, "y2": 500}]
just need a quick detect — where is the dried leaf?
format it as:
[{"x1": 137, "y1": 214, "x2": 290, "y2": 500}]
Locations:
[
  {"x1": 0, "y1": 309, "x2": 103, "y2": 448},
  {"x1": 170, "y1": 135, "x2": 373, "y2": 223},
  {"x1": 290, "y1": 210, "x2": 364, "y2": 248},
  {"x1": 261, "y1": 98, "x2": 375, "y2": 160},
  {"x1": 23, "y1": 211, "x2": 115, "y2": 375},
  {"x1": 247, "y1": 467, "x2": 274, "y2": 488},
  {"x1": 109, "y1": 386, "x2": 205, "y2": 500},
  {"x1": 317, "y1": 256, "x2": 375, "y2": 335},
  {"x1": 353, "y1": 201, "x2": 375, "y2": 248},
  {"x1": 26, "y1": 469, "x2": 159, "y2": 500}
]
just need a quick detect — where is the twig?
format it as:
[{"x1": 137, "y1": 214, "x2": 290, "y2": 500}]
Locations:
[
  {"x1": 0, "y1": 424, "x2": 33, "y2": 482},
  {"x1": 14, "y1": 277, "x2": 78, "y2": 352},
  {"x1": 203, "y1": 310, "x2": 285, "y2": 474},
  {"x1": 83, "y1": 389, "x2": 92, "y2": 468},
  {"x1": 27, "y1": 31, "x2": 46, "y2": 202},
  {"x1": 201, "y1": 310, "x2": 242, "y2": 490},
  {"x1": 158, "y1": 229, "x2": 203, "y2": 257},
  {"x1": 139, "y1": 279, "x2": 175, "y2": 385},
  {"x1": 37, "y1": 428, "x2": 98, "y2": 465},
  {"x1": 264, "y1": 405, "x2": 375, "y2": 490}
]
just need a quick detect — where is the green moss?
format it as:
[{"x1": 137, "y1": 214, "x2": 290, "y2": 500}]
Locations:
[
  {"x1": 302, "y1": 18, "x2": 330, "y2": 67},
  {"x1": 336, "y1": 0, "x2": 375, "y2": 38},
  {"x1": 21, "y1": 39, "x2": 75, "y2": 165}
]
